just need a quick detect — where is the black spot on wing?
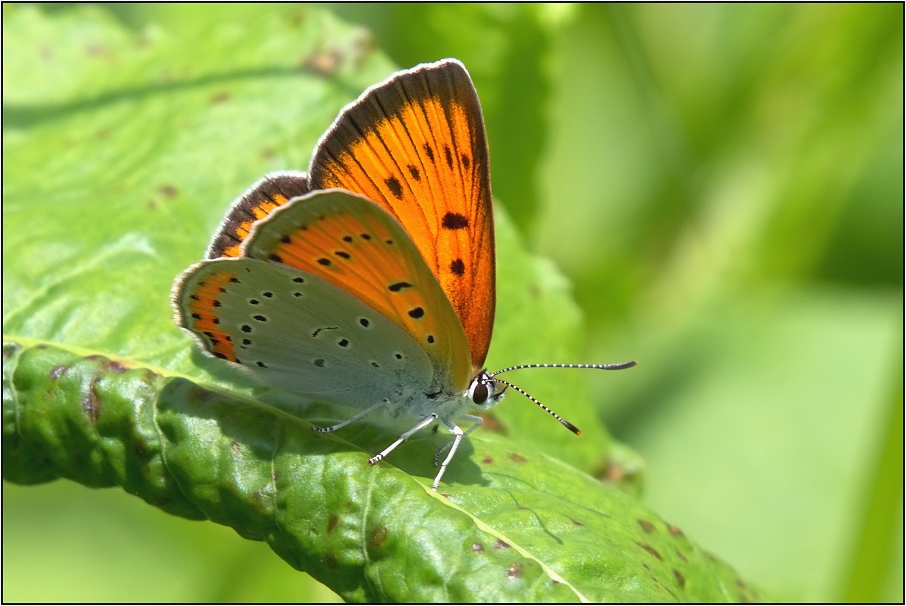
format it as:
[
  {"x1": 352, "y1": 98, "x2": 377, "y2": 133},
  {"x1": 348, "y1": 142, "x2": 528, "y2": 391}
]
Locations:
[
  {"x1": 450, "y1": 258, "x2": 465, "y2": 276},
  {"x1": 384, "y1": 176, "x2": 403, "y2": 199},
  {"x1": 442, "y1": 212, "x2": 469, "y2": 230},
  {"x1": 388, "y1": 281, "x2": 413, "y2": 292},
  {"x1": 408, "y1": 165, "x2": 420, "y2": 181}
]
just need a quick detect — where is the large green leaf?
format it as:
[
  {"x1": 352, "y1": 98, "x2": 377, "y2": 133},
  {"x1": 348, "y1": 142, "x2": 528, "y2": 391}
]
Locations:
[
  {"x1": 4, "y1": 339, "x2": 755, "y2": 602},
  {"x1": 3, "y1": 5, "x2": 755, "y2": 601}
]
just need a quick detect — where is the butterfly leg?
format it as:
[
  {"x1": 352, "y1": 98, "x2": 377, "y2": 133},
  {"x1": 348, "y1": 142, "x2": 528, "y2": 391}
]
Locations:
[
  {"x1": 311, "y1": 399, "x2": 389, "y2": 433},
  {"x1": 434, "y1": 415, "x2": 483, "y2": 465},
  {"x1": 432, "y1": 415, "x2": 482, "y2": 491},
  {"x1": 368, "y1": 412, "x2": 439, "y2": 466}
]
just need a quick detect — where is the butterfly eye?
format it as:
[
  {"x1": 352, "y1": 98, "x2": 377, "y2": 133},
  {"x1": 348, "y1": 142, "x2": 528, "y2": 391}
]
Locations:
[{"x1": 471, "y1": 382, "x2": 489, "y2": 405}]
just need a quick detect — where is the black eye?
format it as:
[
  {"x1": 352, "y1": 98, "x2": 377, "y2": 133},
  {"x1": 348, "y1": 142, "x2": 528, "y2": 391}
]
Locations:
[{"x1": 472, "y1": 383, "x2": 489, "y2": 405}]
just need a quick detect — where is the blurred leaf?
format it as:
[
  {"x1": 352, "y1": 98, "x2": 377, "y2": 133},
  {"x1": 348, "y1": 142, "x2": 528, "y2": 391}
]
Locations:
[
  {"x1": 839, "y1": 348, "x2": 904, "y2": 602},
  {"x1": 537, "y1": 4, "x2": 903, "y2": 330},
  {"x1": 595, "y1": 289, "x2": 902, "y2": 601},
  {"x1": 2, "y1": 480, "x2": 340, "y2": 602}
]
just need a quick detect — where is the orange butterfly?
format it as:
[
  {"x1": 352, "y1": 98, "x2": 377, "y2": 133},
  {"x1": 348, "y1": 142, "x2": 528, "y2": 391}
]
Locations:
[{"x1": 173, "y1": 59, "x2": 635, "y2": 490}]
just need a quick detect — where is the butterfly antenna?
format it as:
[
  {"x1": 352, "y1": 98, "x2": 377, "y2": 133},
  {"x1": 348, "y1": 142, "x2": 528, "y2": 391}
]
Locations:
[
  {"x1": 490, "y1": 361, "x2": 638, "y2": 375},
  {"x1": 488, "y1": 377, "x2": 581, "y2": 435}
]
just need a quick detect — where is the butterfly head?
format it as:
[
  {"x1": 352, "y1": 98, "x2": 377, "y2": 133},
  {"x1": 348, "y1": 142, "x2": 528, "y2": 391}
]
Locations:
[{"x1": 467, "y1": 370, "x2": 508, "y2": 410}]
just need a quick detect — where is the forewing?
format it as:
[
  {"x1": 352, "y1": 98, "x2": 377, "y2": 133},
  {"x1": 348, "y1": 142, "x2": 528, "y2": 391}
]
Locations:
[
  {"x1": 307, "y1": 59, "x2": 495, "y2": 370},
  {"x1": 241, "y1": 189, "x2": 472, "y2": 392}
]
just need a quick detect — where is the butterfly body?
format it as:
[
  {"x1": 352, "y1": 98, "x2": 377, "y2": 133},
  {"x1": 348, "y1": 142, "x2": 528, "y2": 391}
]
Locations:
[{"x1": 173, "y1": 59, "x2": 632, "y2": 491}]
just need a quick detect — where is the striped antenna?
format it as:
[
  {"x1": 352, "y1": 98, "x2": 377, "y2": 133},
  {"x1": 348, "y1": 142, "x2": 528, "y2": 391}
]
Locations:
[
  {"x1": 488, "y1": 360, "x2": 637, "y2": 436},
  {"x1": 490, "y1": 361, "x2": 637, "y2": 375},
  {"x1": 488, "y1": 377, "x2": 582, "y2": 435}
]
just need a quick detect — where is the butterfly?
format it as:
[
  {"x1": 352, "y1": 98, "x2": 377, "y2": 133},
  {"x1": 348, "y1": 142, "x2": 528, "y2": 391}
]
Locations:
[{"x1": 172, "y1": 59, "x2": 636, "y2": 491}]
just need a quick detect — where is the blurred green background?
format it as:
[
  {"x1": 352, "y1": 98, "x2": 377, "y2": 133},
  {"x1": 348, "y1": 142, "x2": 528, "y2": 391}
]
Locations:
[{"x1": 3, "y1": 3, "x2": 902, "y2": 602}]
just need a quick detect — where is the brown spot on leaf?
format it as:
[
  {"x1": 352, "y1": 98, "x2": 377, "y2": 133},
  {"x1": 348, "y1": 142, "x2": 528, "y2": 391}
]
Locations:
[
  {"x1": 370, "y1": 525, "x2": 388, "y2": 548},
  {"x1": 506, "y1": 562, "x2": 523, "y2": 579},
  {"x1": 210, "y1": 92, "x2": 230, "y2": 104},
  {"x1": 507, "y1": 453, "x2": 527, "y2": 463},
  {"x1": 82, "y1": 389, "x2": 100, "y2": 424},
  {"x1": 675, "y1": 549, "x2": 688, "y2": 562},
  {"x1": 303, "y1": 50, "x2": 343, "y2": 76},
  {"x1": 668, "y1": 524, "x2": 685, "y2": 538},
  {"x1": 482, "y1": 455, "x2": 494, "y2": 464},
  {"x1": 230, "y1": 441, "x2": 241, "y2": 456},
  {"x1": 327, "y1": 514, "x2": 338, "y2": 533},
  {"x1": 159, "y1": 185, "x2": 178, "y2": 199},
  {"x1": 50, "y1": 365, "x2": 67, "y2": 380},
  {"x1": 600, "y1": 460, "x2": 626, "y2": 482},
  {"x1": 493, "y1": 539, "x2": 509, "y2": 550},
  {"x1": 476, "y1": 412, "x2": 505, "y2": 434},
  {"x1": 105, "y1": 360, "x2": 128, "y2": 374},
  {"x1": 635, "y1": 541, "x2": 663, "y2": 561},
  {"x1": 472, "y1": 543, "x2": 484, "y2": 553},
  {"x1": 637, "y1": 519, "x2": 655, "y2": 534},
  {"x1": 673, "y1": 569, "x2": 685, "y2": 588},
  {"x1": 570, "y1": 518, "x2": 584, "y2": 527}
]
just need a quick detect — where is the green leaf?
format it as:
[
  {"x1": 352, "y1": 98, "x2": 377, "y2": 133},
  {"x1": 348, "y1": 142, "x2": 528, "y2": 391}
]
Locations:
[
  {"x1": 3, "y1": 4, "x2": 755, "y2": 601},
  {"x1": 4, "y1": 339, "x2": 755, "y2": 601}
]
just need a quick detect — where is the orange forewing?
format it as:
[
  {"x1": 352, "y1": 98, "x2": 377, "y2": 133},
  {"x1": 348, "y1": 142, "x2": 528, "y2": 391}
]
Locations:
[
  {"x1": 242, "y1": 191, "x2": 473, "y2": 388},
  {"x1": 308, "y1": 60, "x2": 495, "y2": 371}
]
